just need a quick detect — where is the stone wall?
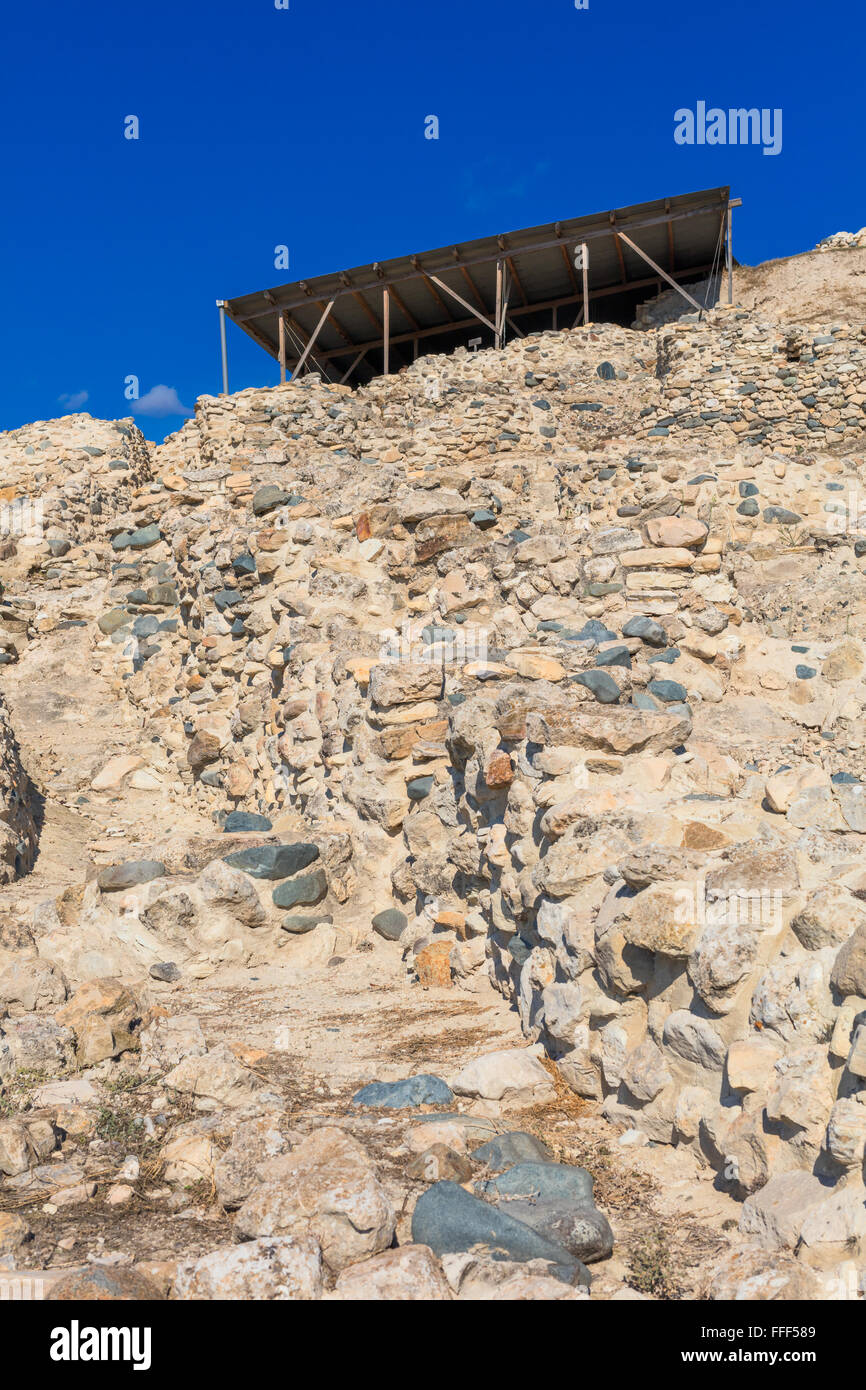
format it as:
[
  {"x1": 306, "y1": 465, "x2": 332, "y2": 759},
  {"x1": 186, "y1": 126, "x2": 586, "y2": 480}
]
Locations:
[
  {"x1": 642, "y1": 318, "x2": 866, "y2": 451},
  {"x1": 447, "y1": 680, "x2": 866, "y2": 1198},
  {"x1": 0, "y1": 696, "x2": 37, "y2": 882}
]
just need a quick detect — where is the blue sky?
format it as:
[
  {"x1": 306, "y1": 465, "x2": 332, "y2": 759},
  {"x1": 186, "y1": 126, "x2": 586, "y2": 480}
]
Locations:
[{"x1": 1, "y1": 0, "x2": 862, "y2": 442}]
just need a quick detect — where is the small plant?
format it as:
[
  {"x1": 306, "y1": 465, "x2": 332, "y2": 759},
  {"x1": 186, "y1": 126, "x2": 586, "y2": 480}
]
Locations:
[
  {"x1": 93, "y1": 1103, "x2": 159, "y2": 1163},
  {"x1": 183, "y1": 1176, "x2": 219, "y2": 1207},
  {"x1": 0, "y1": 1067, "x2": 52, "y2": 1115},
  {"x1": 626, "y1": 1230, "x2": 681, "y2": 1298},
  {"x1": 103, "y1": 1070, "x2": 148, "y2": 1096},
  {"x1": 94, "y1": 1105, "x2": 144, "y2": 1146},
  {"x1": 777, "y1": 524, "x2": 805, "y2": 549}
]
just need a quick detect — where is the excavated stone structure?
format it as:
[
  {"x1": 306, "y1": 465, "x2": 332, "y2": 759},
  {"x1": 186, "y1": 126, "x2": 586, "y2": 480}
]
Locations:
[{"x1": 2, "y1": 287, "x2": 866, "y2": 1283}]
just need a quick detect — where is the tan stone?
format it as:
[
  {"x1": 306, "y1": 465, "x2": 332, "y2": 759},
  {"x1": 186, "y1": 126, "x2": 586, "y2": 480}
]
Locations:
[
  {"x1": 823, "y1": 639, "x2": 864, "y2": 684},
  {"x1": 162, "y1": 1134, "x2": 218, "y2": 1186},
  {"x1": 645, "y1": 517, "x2": 708, "y2": 549},
  {"x1": 452, "y1": 1046, "x2": 555, "y2": 1105},
  {"x1": 619, "y1": 883, "x2": 701, "y2": 958},
  {"x1": 0, "y1": 1211, "x2": 32, "y2": 1258},
  {"x1": 726, "y1": 1037, "x2": 782, "y2": 1094},
  {"x1": 765, "y1": 765, "x2": 827, "y2": 812},
  {"x1": 681, "y1": 820, "x2": 729, "y2": 850},
  {"x1": 505, "y1": 651, "x2": 565, "y2": 681},
  {"x1": 234, "y1": 1128, "x2": 395, "y2": 1272},
  {"x1": 333, "y1": 1245, "x2": 452, "y2": 1300},
  {"x1": 415, "y1": 941, "x2": 453, "y2": 989},
  {"x1": 484, "y1": 750, "x2": 514, "y2": 788},
  {"x1": 90, "y1": 754, "x2": 144, "y2": 791},
  {"x1": 620, "y1": 546, "x2": 695, "y2": 569}
]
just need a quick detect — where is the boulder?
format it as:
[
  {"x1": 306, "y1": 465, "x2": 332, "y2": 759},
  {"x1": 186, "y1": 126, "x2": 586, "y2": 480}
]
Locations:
[
  {"x1": 351, "y1": 1075, "x2": 454, "y2": 1108},
  {"x1": 451, "y1": 1048, "x2": 556, "y2": 1106},
  {"x1": 163, "y1": 1046, "x2": 277, "y2": 1109},
  {"x1": 223, "y1": 842, "x2": 319, "y2": 881},
  {"x1": 234, "y1": 1127, "x2": 396, "y2": 1272},
  {"x1": 411, "y1": 1181, "x2": 589, "y2": 1286},
  {"x1": 175, "y1": 1237, "x2": 323, "y2": 1300},
  {"x1": 332, "y1": 1245, "x2": 452, "y2": 1301}
]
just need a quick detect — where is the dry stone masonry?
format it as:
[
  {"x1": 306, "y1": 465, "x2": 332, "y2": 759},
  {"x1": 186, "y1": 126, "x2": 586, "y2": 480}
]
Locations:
[{"x1": 1, "y1": 257, "x2": 866, "y2": 1299}]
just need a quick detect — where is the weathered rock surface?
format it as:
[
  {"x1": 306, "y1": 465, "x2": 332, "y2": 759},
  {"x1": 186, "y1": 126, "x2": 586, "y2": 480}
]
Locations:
[
  {"x1": 1, "y1": 258, "x2": 866, "y2": 1300},
  {"x1": 412, "y1": 1180, "x2": 591, "y2": 1285},
  {"x1": 175, "y1": 1237, "x2": 323, "y2": 1300},
  {"x1": 234, "y1": 1127, "x2": 396, "y2": 1272}
]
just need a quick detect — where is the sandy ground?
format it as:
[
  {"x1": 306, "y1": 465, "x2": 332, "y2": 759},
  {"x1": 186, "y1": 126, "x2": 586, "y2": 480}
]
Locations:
[
  {"x1": 638, "y1": 244, "x2": 866, "y2": 330},
  {"x1": 732, "y1": 245, "x2": 866, "y2": 325}
]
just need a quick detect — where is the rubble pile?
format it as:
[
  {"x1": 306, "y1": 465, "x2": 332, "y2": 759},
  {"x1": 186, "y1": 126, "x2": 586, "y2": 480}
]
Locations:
[{"x1": 816, "y1": 229, "x2": 866, "y2": 252}]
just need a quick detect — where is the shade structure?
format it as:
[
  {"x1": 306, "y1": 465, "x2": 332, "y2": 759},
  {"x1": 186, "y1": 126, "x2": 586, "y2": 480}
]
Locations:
[{"x1": 223, "y1": 186, "x2": 733, "y2": 387}]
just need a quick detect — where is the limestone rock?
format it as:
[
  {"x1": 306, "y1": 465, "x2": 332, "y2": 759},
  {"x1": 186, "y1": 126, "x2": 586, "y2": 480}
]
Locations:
[
  {"x1": 234, "y1": 1127, "x2": 396, "y2": 1272},
  {"x1": 332, "y1": 1245, "x2": 452, "y2": 1301},
  {"x1": 451, "y1": 1048, "x2": 556, "y2": 1106},
  {"x1": 175, "y1": 1237, "x2": 323, "y2": 1300},
  {"x1": 164, "y1": 1046, "x2": 277, "y2": 1109}
]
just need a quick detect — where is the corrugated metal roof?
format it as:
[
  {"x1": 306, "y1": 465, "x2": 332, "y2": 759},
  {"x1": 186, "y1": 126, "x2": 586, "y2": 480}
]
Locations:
[{"x1": 224, "y1": 185, "x2": 730, "y2": 385}]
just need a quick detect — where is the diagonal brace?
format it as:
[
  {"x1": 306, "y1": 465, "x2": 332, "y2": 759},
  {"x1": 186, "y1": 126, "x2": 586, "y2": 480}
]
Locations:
[
  {"x1": 292, "y1": 298, "x2": 336, "y2": 378},
  {"x1": 426, "y1": 274, "x2": 497, "y2": 334},
  {"x1": 615, "y1": 232, "x2": 704, "y2": 315}
]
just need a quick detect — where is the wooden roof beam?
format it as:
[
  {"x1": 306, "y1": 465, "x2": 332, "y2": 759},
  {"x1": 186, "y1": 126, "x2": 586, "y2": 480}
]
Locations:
[
  {"x1": 459, "y1": 265, "x2": 489, "y2": 316},
  {"x1": 284, "y1": 310, "x2": 336, "y2": 381},
  {"x1": 560, "y1": 243, "x2": 579, "y2": 293},
  {"x1": 387, "y1": 283, "x2": 421, "y2": 331},
  {"x1": 411, "y1": 257, "x2": 455, "y2": 320},
  {"x1": 291, "y1": 299, "x2": 336, "y2": 378},
  {"x1": 301, "y1": 265, "x2": 714, "y2": 364},
  {"x1": 315, "y1": 299, "x2": 355, "y2": 347},
  {"x1": 505, "y1": 256, "x2": 528, "y2": 305},
  {"x1": 351, "y1": 290, "x2": 383, "y2": 333},
  {"x1": 610, "y1": 214, "x2": 628, "y2": 284},
  {"x1": 339, "y1": 348, "x2": 368, "y2": 384}
]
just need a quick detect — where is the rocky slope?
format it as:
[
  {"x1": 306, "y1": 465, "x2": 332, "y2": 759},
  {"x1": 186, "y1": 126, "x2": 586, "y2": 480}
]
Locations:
[
  {"x1": 637, "y1": 239, "x2": 866, "y2": 328},
  {"x1": 0, "y1": 277, "x2": 865, "y2": 1301}
]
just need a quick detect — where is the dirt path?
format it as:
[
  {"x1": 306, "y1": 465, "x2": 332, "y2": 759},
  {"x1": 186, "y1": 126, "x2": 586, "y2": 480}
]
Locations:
[
  {"x1": 68, "y1": 944, "x2": 739, "y2": 1298},
  {"x1": 1, "y1": 594, "x2": 742, "y2": 1300}
]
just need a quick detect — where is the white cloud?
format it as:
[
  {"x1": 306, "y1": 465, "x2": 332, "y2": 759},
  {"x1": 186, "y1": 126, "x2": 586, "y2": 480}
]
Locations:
[
  {"x1": 58, "y1": 390, "x2": 89, "y2": 411},
  {"x1": 133, "y1": 384, "x2": 194, "y2": 418}
]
